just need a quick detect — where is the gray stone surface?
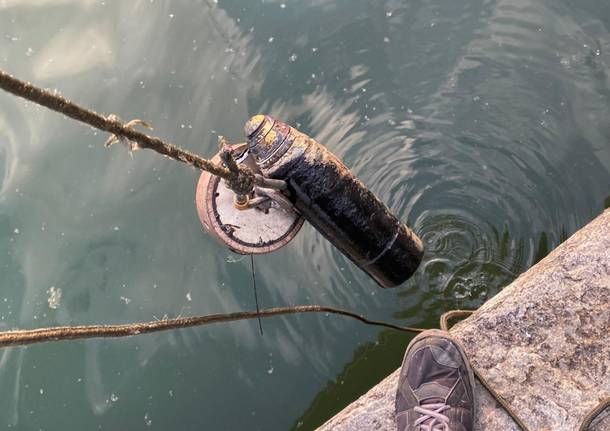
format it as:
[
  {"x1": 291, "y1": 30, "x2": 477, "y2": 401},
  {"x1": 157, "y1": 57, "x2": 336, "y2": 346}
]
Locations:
[{"x1": 319, "y1": 209, "x2": 610, "y2": 431}]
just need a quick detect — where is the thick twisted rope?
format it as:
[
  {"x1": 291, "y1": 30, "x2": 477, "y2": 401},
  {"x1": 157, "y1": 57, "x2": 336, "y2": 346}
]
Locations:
[
  {"x1": 0, "y1": 305, "x2": 423, "y2": 348},
  {"x1": 0, "y1": 68, "x2": 256, "y2": 189},
  {"x1": 0, "y1": 68, "x2": 605, "y2": 430}
]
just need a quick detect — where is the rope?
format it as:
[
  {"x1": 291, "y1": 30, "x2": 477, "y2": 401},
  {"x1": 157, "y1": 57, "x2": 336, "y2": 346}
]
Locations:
[
  {"x1": 0, "y1": 305, "x2": 423, "y2": 348},
  {"x1": 0, "y1": 307, "x2": 604, "y2": 429},
  {"x1": 441, "y1": 310, "x2": 532, "y2": 431},
  {"x1": 579, "y1": 397, "x2": 610, "y2": 431},
  {"x1": 440, "y1": 311, "x2": 610, "y2": 431},
  {"x1": 0, "y1": 68, "x2": 255, "y2": 189},
  {"x1": 0, "y1": 67, "x2": 605, "y2": 430}
]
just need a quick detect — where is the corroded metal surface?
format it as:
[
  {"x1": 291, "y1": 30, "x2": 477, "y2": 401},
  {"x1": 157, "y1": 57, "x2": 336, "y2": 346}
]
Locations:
[
  {"x1": 244, "y1": 115, "x2": 424, "y2": 288},
  {"x1": 319, "y1": 209, "x2": 610, "y2": 430},
  {"x1": 195, "y1": 151, "x2": 304, "y2": 254}
]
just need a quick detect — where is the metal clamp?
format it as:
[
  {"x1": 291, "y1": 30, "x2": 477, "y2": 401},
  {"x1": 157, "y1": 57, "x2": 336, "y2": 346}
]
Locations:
[{"x1": 218, "y1": 137, "x2": 291, "y2": 211}]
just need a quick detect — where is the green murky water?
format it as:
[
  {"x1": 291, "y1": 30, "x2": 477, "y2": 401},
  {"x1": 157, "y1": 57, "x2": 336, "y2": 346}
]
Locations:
[{"x1": 1, "y1": 1, "x2": 609, "y2": 430}]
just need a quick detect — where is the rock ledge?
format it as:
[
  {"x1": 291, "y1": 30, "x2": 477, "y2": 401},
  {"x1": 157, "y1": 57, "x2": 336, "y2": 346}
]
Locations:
[{"x1": 319, "y1": 209, "x2": 610, "y2": 431}]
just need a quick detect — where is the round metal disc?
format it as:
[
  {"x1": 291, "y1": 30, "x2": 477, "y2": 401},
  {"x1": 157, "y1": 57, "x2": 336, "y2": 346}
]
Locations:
[{"x1": 195, "y1": 153, "x2": 304, "y2": 254}]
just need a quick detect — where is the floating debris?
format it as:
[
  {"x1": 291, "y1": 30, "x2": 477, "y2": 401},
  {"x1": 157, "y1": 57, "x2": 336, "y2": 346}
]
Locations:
[
  {"x1": 120, "y1": 296, "x2": 131, "y2": 305},
  {"x1": 47, "y1": 287, "x2": 62, "y2": 309}
]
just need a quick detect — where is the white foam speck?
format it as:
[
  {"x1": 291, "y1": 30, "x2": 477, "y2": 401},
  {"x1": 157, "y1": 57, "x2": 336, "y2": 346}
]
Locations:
[{"x1": 47, "y1": 287, "x2": 62, "y2": 309}]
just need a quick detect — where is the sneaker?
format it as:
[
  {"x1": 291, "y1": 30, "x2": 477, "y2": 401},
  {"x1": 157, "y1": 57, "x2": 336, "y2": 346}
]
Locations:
[{"x1": 395, "y1": 329, "x2": 476, "y2": 431}]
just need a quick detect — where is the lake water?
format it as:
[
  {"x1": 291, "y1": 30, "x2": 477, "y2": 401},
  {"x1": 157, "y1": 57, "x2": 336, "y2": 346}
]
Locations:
[{"x1": 1, "y1": 1, "x2": 609, "y2": 430}]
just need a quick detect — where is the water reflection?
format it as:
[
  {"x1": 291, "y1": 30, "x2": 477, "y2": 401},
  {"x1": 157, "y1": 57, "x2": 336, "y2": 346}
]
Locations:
[{"x1": 0, "y1": 0, "x2": 609, "y2": 430}]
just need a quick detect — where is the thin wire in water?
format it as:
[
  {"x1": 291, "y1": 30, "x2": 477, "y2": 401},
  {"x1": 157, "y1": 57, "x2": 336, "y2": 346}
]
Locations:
[{"x1": 250, "y1": 254, "x2": 264, "y2": 336}]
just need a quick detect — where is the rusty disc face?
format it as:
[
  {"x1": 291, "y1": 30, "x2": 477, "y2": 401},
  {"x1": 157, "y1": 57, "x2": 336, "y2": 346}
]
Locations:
[{"x1": 195, "y1": 151, "x2": 304, "y2": 254}]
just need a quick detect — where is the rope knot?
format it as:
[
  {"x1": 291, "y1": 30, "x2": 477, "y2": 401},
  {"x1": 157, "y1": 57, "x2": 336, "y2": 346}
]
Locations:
[
  {"x1": 225, "y1": 165, "x2": 256, "y2": 195},
  {"x1": 219, "y1": 145, "x2": 255, "y2": 195}
]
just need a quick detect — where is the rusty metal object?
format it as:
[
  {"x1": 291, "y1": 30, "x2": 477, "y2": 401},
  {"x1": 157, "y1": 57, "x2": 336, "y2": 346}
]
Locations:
[
  {"x1": 244, "y1": 115, "x2": 424, "y2": 288},
  {"x1": 195, "y1": 148, "x2": 304, "y2": 254},
  {"x1": 233, "y1": 193, "x2": 250, "y2": 210}
]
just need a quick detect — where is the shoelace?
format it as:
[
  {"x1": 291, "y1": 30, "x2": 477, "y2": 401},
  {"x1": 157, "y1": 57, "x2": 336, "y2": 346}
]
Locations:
[{"x1": 413, "y1": 403, "x2": 451, "y2": 431}]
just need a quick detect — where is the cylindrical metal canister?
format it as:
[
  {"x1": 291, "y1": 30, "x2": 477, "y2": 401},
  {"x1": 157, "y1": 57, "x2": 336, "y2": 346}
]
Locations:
[{"x1": 244, "y1": 115, "x2": 424, "y2": 288}]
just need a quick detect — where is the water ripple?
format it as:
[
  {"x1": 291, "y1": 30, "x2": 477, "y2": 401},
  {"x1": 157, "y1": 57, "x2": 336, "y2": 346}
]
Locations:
[{"x1": 1, "y1": 1, "x2": 610, "y2": 429}]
